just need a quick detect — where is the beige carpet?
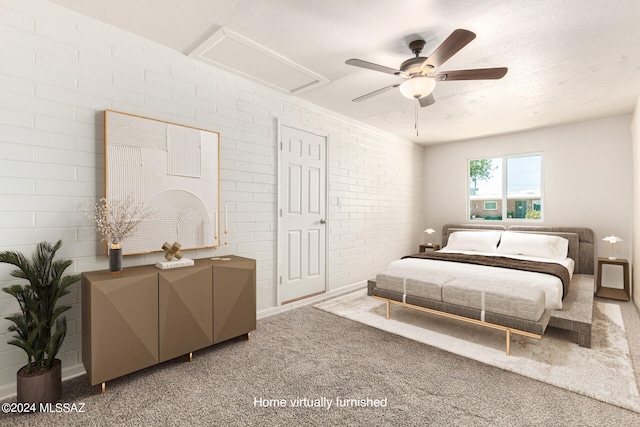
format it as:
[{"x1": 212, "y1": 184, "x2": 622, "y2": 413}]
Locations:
[{"x1": 315, "y1": 289, "x2": 640, "y2": 413}]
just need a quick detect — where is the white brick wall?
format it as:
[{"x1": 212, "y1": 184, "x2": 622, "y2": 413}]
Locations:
[{"x1": 0, "y1": 0, "x2": 424, "y2": 396}]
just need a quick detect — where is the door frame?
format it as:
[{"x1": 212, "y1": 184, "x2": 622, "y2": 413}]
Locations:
[{"x1": 276, "y1": 119, "x2": 330, "y2": 306}]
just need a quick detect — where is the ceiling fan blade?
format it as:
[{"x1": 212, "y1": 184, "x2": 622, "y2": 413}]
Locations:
[
  {"x1": 352, "y1": 83, "x2": 401, "y2": 102},
  {"x1": 418, "y1": 94, "x2": 435, "y2": 108},
  {"x1": 422, "y1": 29, "x2": 476, "y2": 72},
  {"x1": 434, "y1": 67, "x2": 508, "y2": 81},
  {"x1": 346, "y1": 58, "x2": 402, "y2": 76}
]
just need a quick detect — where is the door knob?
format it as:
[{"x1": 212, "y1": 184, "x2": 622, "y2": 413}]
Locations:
[{"x1": 320, "y1": 219, "x2": 327, "y2": 224}]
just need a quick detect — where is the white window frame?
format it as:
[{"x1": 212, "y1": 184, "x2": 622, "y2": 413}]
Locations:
[{"x1": 468, "y1": 152, "x2": 544, "y2": 222}]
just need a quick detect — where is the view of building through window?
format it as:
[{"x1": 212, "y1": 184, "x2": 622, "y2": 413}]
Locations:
[{"x1": 469, "y1": 154, "x2": 542, "y2": 221}]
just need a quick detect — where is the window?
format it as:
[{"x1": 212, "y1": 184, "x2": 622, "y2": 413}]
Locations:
[{"x1": 468, "y1": 154, "x2": 542, "y2": 221}]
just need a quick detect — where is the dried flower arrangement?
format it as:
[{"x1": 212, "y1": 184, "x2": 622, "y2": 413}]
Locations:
[{"x1": 86, "y1": 194, "x2": 155, "y2": 247}]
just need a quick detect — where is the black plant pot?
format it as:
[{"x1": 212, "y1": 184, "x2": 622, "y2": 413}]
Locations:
[{"x1": 109, "y1": 244, "x2": 123, "y2": 273}]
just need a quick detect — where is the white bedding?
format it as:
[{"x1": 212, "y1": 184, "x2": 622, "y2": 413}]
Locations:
[{"x1": 385, "y1": 249, "x2": 575, "y2": 310}]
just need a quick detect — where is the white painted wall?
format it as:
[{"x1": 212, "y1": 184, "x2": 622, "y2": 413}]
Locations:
[
  {"x1": 424, "y1": 115, "x2": 634, "y2": 262},
  {"x1": 631, "y1": 95, "x2": 640, "y2": 305},
  {"x1": 0, "y1": 0, "x2": 424, "y2": 397}
]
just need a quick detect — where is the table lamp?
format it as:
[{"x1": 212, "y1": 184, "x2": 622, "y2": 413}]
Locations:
[
  {"x1": 602, "y1": 235, "x2": 622, "y2": 260},
  {"x1": 424, "y1": 228, "x2": 435, "y2": 245}
]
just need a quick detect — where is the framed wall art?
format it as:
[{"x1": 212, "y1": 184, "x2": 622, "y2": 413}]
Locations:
[{"x1": 105, "y1": 110, "x2": 220, "y2": 254}]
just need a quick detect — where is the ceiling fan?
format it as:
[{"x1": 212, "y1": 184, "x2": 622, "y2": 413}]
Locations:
[{"x1": 346, "y1": 29, "x2": 508, "y2": 108}]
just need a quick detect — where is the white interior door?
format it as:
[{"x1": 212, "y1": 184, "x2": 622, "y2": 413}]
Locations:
[{"x1": 278, "y1": 124, "x2": 327, "y2": 304}]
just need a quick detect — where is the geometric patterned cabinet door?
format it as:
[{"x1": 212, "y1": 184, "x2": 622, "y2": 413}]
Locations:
[
  {"x1": 212, "y1": 256, "x2": 257, "y2": 344},
  {"x1": 81, "y1": 266, "x2": 159, "y2": 386},
  {"x1": 159, "y1": 262, "x2": 213, "y2": 362}
]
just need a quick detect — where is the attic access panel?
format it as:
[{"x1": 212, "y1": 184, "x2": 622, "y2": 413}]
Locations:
[{"x1": 189, "y1": 27, "x2": 328, "y2": 94}]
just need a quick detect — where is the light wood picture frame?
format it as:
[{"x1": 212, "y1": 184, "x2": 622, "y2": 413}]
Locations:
[{"x1": 105, "y1": 110, "x2": 220, "y2": 255}]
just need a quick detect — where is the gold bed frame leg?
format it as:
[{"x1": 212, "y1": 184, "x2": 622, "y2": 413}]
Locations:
[{"x1": 372, "y1": 295, "x2": 541, "y2": 357}]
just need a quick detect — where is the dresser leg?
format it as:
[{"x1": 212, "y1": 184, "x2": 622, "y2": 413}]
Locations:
[
  {"x1": 101, "y1": 382, "x2": 106, "y2": 394},
  {"x1": 246, "y1": 332, "x2": 251, "y2": 341},
  {"x1": 189, "y1": 352, "x2": 193, "y2": 362}
]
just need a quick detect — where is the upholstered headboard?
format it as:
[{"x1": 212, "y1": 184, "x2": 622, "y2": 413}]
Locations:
[{"x1": 441, "y1": 224, "x2": 595, "y2": 274}]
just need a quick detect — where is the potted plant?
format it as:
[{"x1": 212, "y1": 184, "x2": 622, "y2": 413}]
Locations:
[{"x1": 1, "y1": 240, "x2": 79, "y2": 405}]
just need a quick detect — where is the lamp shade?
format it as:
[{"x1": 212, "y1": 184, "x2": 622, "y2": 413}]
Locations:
[
  {"x1": 603, "y1": 235, "x2": 622, "y2": 244},
  {"x1": 399, "y1": 77, "x2": 436, "y2": 100}
]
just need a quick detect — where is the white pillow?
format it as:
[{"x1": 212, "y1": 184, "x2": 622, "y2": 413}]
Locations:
[
  {"x1": 445, "y1": 231, "x2": 502, "y2": 253},
  {"x1": 496, "y1": 232, "x2": 569, "y2": 260}
]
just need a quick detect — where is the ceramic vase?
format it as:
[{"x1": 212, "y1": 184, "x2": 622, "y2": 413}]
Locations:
[{"x1": 109, "y1": 243, "x2": 123, "y2": 273}]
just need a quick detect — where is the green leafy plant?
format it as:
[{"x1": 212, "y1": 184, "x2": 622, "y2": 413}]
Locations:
[
  {"x1": 525, "y1": 210, "x2": 541, "y2": 219},
  {"x1": 1, "y1": 241, "x2": 80, "y2": 374},
  {"x1": 469, "y1": 159, "x2": 497, "y2": 194}
]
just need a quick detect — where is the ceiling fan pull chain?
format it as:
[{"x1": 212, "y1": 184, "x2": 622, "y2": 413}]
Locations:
[{"x1": 415, "y1": 103, "x2": 419, "y2": 136}]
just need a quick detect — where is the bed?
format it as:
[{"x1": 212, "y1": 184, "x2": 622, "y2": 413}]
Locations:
[{"x1": 369, "y1": 224, "x2": 595, "y2": 355}]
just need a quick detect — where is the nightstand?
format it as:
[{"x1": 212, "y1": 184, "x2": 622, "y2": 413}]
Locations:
[
  {"x1": 595, "y1": 257, "x2": 630, "y2": 301},
  {"x1": 419, "y1": 243, "x2": 440, "y2": 252}
]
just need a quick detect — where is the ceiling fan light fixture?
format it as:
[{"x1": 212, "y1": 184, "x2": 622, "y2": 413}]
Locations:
[{"x1": 399, "y1": 76, "x2": 436, "y2": 100}]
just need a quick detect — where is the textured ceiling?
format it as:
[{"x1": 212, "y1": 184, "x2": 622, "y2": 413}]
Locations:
[{"x1": 47, "y1": 0, "x2": 640, "y2": 145}]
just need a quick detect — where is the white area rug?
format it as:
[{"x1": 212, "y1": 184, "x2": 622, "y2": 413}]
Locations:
[{"x1": 314, "y1": 289, "x2": 640, "y2": 412}]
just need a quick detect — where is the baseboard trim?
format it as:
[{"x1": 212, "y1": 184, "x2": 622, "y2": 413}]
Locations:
[{"x1": 257, "y1": 280, "x2": 366, "y2": 319}]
